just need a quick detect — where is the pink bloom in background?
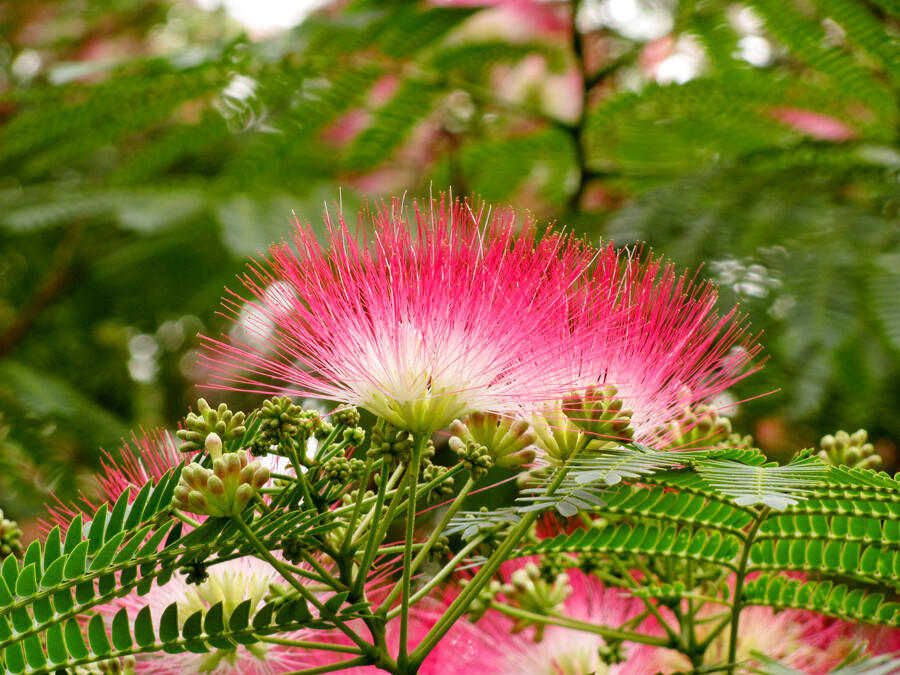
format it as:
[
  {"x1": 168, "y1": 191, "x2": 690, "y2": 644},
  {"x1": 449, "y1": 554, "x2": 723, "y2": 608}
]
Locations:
[
  {"x1": 94, "y1": 556, "x2": 322, "y2": 675},
  {"x1": 424, "y1": 567, "x2": 663, "y2": 675},
  {"x1": 770, "y1": 107, "x2": 857, "y2": 141},
  {"x1": 202, "y1": 198, "x2": 606, "y2": 435},
  {"x1": 650, "y1": 603, "x2": 875, "y2": 674},
  {"x1": 433, "y1": 0, "x2": 569, "y2": 37}
]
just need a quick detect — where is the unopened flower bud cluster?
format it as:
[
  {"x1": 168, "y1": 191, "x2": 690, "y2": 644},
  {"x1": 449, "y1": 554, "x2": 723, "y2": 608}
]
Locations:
[
  {"x1": 819, "y1": 429, "x2": 880, "y2": 469},
  {"x1": 450, "y1": 412, "x2": 537, "y2": 469},
  {"x1": 177, "y1": 398, "x2": 246, "y2": 453},
  {"x1": 172, "y1": 433, "x2": 270, "y2": 517}
]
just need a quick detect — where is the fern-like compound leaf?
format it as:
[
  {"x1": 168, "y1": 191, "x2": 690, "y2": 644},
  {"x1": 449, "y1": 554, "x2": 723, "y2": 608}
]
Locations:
[{"x1": 695, "y1": 456, "x2": 828, "y2": 510}]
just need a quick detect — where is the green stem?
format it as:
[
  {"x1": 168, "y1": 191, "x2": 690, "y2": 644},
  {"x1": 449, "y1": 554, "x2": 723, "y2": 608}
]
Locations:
[
  {"x1": 256, "y1": 636, "x2": 364, "y2": 654},
  {"x1": 352, "y1": 463, "x2": 404, "y2": 597},
  {"x1": 397, "y1": 435, "x2": 426, "y2": 671},
  {"x1": 253, "y1": 493, "x2": 273, "y2": 514},
  {"x1": 230, "y1": 516, "x2": 374, "y2": 656},
  {"x1": 610, "y1": 554, "x2": 682, "y2": 649},
  {"x1": 341, "y1": 456, "x2": 374, "y2": 558},
  {"x1": 281, "y1": 657, "x2": 371, "y2": 675},
  {"x1": 300, "y1": 549, "x2": 346, "y2": 590},
  {"x1": 353, "y1": 464, "x2": 405, "y2": 546},
  {"x1": 493, "y1": 604, "x2": 672, "y2": 648},
  {"x1": 378, "y1": 475, "x2": 476, "y2": 614},
  {"x1": 387, "y1": 534, "x2": 487, "y2": 620},
  {"x1": 409, "y1": 462, "x2": 573, "y2": 669},
  {"x1": 373, "y1": 543, "x2": 425, "y2": 555},
  {"x1": 727, "y1": 507, "x2": 769, "y2": 674},
  {"x1": 173, "y1": 510, "x2": 202, "y2": 528}
]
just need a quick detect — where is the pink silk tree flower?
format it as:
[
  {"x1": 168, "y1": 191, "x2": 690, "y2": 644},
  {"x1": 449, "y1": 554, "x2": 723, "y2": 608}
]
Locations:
[
  {"x1": 421, "y1": 566, "x2": 666, "y2": 675},
  {"x1": 201, "y1": 198, "x2": 605, "y2": 435},
  {"x1": 651, "y1": 603, "x2": 872, "y2": 674},
  {"x1": 532, "y1": 245, "x2": 760, "y2": 458},
  {"x1": 595, "y1": 248, "x2": 760, "y2": 446}
]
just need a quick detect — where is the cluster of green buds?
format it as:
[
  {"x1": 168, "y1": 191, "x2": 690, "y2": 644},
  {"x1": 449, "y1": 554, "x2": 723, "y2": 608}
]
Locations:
[
  {"x1": 368, "y1": 420, "x2": 414, "y2": 467},
  {"x1": 281, "y1": 535, "x2": 310, "y2": 564},
  {"x1": 332, "y1": 404, "x2": 361, "y2": 428},
  {"x1": 251, "y1": 395, "x2": 334, "y2": 458},
  {"x1": 180, "y1": 561, "x2": 209, "y2": 586},
  {"x1": 177, "y1": 399, "x2": 247, "y2": 453},
  {"x1": 562, "y1": 385, "x2": 635, "y2": 442},
  {"x1": 660, "y1": 403, "x2": 732, "y2": 450},
  {"x1": 422, "y1": 464, "x2": 455, "y2": 504},
  {"x1": 172, "y1": 433, "x2": 270, "y2": 517},
  {"x1": 463, "y1": 579, "x2": 503, "y2": 622},
  {"x1": 501, "y1": 562, "x2": 572, "y2": 640},
  {"x1": 819, "y1": 429, "x2": 880, "y2": 469},
  {"x1": 322, "y1": 455, "x2": 366, "y2": 483},
  {"x1": 332, "y1": 405, "x2": 366, "y2": 446},
  {"x1": 451, "y1": 438, "x2": 494, "y2": 480},
  {"x1": 449, "y1": 413, "x2": 537, "y2": 469},
  {"x1": 427, "y1": 536, "x2": 452, "y2": 562},
  {"x1": 0, "y1": 508, "x2": 23, "y2": 560}
]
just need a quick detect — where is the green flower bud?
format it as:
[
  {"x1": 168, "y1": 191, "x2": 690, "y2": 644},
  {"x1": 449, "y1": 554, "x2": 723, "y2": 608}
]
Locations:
[
  {"x1": 562, "y1": 385, "x2": 635, "y2": 442},
  {"x1": 449, "y1": 437, "x2": 494, "y2": 481},
  {"x1": 462, "y1": 579, "x2": 503, "y2": 623},
  {"x1": 422, "y1": 464, "x2": 455, "y2": 504},
  {"x1": 449, "y1": 413, "x2": 537, "y2": 469},
  {"x1": 205, "y1": 432, "x2": 223, "y2": 460},
  {"x1": 818, "y1": 428, "x2": 880, "y2": 469},
  {"x1": 314, "y1": 420, "x2": 335, "y2": 440},
  {"x1": 531, "y1": 404, "x2": 585, "y2": 462},
  {"x1": 501, "y1": 563, "x2": 572, "y2": 641},
  {"x1": 180, "y1": 561, "x2": 209, "y2": 586},
  {"x1": 368, "y1": 420, "x2": 415, "y2": 466},
  {"x1": 0, "y1": 509, "x2": 24, "y2": 560},
  {"x1": 323, "y1": 455, "x2": 365, "y2": 483},
  {"x1": 172, "y1": 449, "x2": 270, "y2": 517},
  {"x1": 427, "y1": 536, "x2": 452, "y2": 563},
  {"x1": 257, "y1": 395, "x2": 312, "y2": 445},
  {"x1": 343, "y1": 427, "x2": 366, "y2": 445},
  {"x1": 177, "y1": 399, "x2": 246, "y2": 453},
  {"x1": 332, "y1": 405, "x2": 361, "y2": 428}
]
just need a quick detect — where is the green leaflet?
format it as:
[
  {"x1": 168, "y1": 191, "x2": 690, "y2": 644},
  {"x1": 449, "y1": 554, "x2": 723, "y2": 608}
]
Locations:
[
  {"x1": 695, "y1": 456, "x2": 828, "y2": 509},
  {"x1": 516, "y1": 522, "x2": 741, "y2": 569},
  {"x1": 744, "y1": 574, "x2": 900, "y2": 625}
]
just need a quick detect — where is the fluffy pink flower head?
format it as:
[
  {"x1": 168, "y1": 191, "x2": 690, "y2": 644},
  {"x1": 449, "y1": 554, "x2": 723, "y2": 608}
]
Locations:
[
  {"x1": 533, "y1": 245, "x2": 760, "y2": 457},
  {"x1": 202, "y1": 197, "x2": 604, "y2": 435},
  {"x1": 95, "y1": 556, "x2": 320, "y2": 675}
]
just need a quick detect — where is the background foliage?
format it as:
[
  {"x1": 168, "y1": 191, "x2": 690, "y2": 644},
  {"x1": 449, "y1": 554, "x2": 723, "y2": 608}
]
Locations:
[{"x1": 1, "y1": 0, "x2": 899, "y2": 522}]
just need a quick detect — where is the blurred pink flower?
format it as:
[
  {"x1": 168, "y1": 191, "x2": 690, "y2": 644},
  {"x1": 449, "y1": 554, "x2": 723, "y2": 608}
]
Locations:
[
  {"x1": 202, "y1": 198, "x2": 604, "y2": 434},
  {"x1": 770, "y1": 107, "x2": 857, "y2": 141},
  {"x1": 424, "y1": 565, "x2": 665, "y2": 675},
  {"x1": 651, "y1": 602, "x2": 877, "y2": 674},
  {"x1": 432, "y1": 0, "x2": 569, "y2": 36},
  {"x1": 94, "y1": 556, "x2": 324, "y2": 675}
]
